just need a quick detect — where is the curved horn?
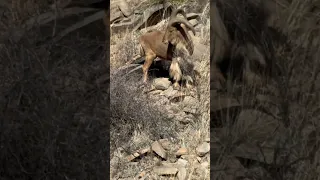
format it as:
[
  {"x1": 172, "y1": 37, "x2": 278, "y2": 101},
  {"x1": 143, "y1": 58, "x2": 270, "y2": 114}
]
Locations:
[
  {"x1": 165, "y1": 17, "x2": 195, "y2": 55},
  {"x1": 168, "y1": 17, "x2": 196, "y2": 35},
  {"x1": 170, "y1": 8, "x2": 187, "y2": 20}
]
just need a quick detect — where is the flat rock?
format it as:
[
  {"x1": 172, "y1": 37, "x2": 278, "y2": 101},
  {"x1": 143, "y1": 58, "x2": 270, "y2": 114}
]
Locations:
[
  {"x1": 181, "y1": 155, "x2": 199, "y2": 164},
  {"x1": 117, "y1": 0, "x2": 133, "y2": 17},
  {"x1": 189, "y1": 19, "x2": 199, "y2": 27},
  {"x1": 177, "y1": 159, "x2": 188, "y2": 167},
  {"x1": 183, "y1": 96, "x2": 199, "y2": 106},
  {"x1": 163, "y1": 86, "x2": 178, "y2": 97},
  {"x1": 126, "y1": 146, "x2": 150, "y2": 161},
  {"x1": 153, "y1": 78, "x2": 171, "y2": 90},
  {"x1": 177, "y1": 167, "x2": 187, "y2": 180},
  {"x1": 158, "y1": 138, "x2": 172, "y2": 150},
  {"x1": 152, "y1": 141, "x2": 167, "y2": 159},
  {"x1": 153, "y1": 166, "x2": 178, "y2": 175},
  {"x1": 110, "y1": 11, "x2": 124, "y2": 23},
  {"x1": 182, "y1": 96, "x2": 198, "y2": 114},
  {"x1": 183, "y1": 106, "x2": 197, "y2": 114},
  {"x1": 176, "y1": 147, "x2": 188, "y2": 156},
  {"x1": 196, "y1": 142, "x2": 210, "y2": 156}
]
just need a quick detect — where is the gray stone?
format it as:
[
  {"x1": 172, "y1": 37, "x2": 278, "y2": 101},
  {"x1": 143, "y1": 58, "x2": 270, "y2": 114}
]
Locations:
[
  {"x1": 151, "y1": 141, "x2": 167, "y2": 159},
  {"x1": 153, "y1": 78, "x2": 171, "y2": 90},
  {"x1": 153, "y1": 166, "x2": 178, "y2": 175},
  {"x1": 196, "y1": 142, "x2": 210, "y2": 156},
  {"x1": 189, "y1": 19, "x2": 199, "y2": 27},
  {"x1": 118, "y1": 0, "x2": 133, "y2": 17}
]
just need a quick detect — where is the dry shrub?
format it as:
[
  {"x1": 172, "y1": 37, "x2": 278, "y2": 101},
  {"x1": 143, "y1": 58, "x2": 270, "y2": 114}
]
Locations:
[
  {"x1": 110, "y1": 70, "x2": 177, "y2": 152},
  {"x1": 110, "y1": 31, "x2": 139, "y2": 69},
  {"x1": 109, "y1": 70, "x2": 179, "y2": 178},
  {"x1": 212, "y1": 0, "x2": 320, "y2": 179},
  {"x1": 109, "y1": 1, "x2": 211, "y2": 177},
  {"x1": 0, "y1": 4, "x2": 109, "y2": 178}
]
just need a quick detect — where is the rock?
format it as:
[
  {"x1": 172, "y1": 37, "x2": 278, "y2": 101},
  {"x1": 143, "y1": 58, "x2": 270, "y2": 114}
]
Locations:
[
  {"x1": 167, "y1": 153, "x2": 178, "y2": 163},
  {"x1": 186, "y1": 13, "x2": 200, "y2": 20},
  {"x1": 110, "y1": 11, "x2": 124, "y2": 24},
  {"x1": 161, "y1": 162, "x2": 179, "y2": 168},
  {"x1": 201, "y1": 161, "x2": 209, "y2": 169},
  {"x1": 148, "y1": 89, "x2": 163, "y2": 95},
  {"x1": 126, "y1": 152, "x2": 139, "y2": 162},
  {"x1": 191, "y1": 41, "x2": 210, "y2": 60},
  {"x1": 181, "y1": 155, "x2": 199, "y2": 164},
  {"x1": 163, "y1": 86, "x2": 178, "y2": 97},
  {"x1": 137, "y1": 171, "x2": 146, "y2": 179},
  {"x1": 139, "y1": 147, "x2": 151, "y2": 154},
  {"x1": 158, "y1": 138, "x2": 172, "y2": 150},
  {"x1": 177, "y1": 167, "x2": 187, "y2": 180},
  {"x1": 189, "y1": 19, "x2": 199, "y2": 27},
  {"x1": 176, "y1": 147, "x2": 188, "y2": 157},
  {"x1": 194, "y1": 165, "x2": 208, "y2": 179},
  {"x1": 153, "y1": 166, "x2": 178, "y2": 175},
  {"x1": 183, "y1": 106, "x2": 197, "y2": 114},
  {"x1": 177, "y1": 159, "x2": 188, "y2": 167},
  {"x1": 196, "y1": 142, "x2": 210, "y2": 157},
  {"x1": 182, "y1": 96, "x2": 198, "y2": 114},
  {"x1": 153, "y1": 78, "x2": 171, "y2": 90},
  {"x1": 118, "y1": 0, "x2": 133, "y2": 17},
  {"x1": 151, "y1": 141, "x2": 167, "y2": 159},
  {"x1": 183, "y1": 96, "x2": 199, "y2": 106},
  {"x1": 126, "y1": 146, "x2": 151, "y2": 161}
]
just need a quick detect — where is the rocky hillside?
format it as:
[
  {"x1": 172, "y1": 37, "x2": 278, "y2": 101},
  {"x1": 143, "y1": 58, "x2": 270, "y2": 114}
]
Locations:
[{"x1": 110, "y1": 0, "x2": 210, "y2": 179}]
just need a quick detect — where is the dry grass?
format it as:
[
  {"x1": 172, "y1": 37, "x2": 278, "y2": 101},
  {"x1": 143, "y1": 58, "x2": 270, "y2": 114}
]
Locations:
[
  {"x1": 110, "y1": 0, "x2": 210, "y2": 178},
  {"x1": 110, "y1": 30, "x2": 139, "y2": 69},
  {"x1": 109, "y1": 71, "x2": 180, "y2": 178},
  {"x1": 211, "y1": 0, "x2": 320, "y2": 179},
  {"x1": 0, "y1": 0, "x2": 109, "y2": 179}
]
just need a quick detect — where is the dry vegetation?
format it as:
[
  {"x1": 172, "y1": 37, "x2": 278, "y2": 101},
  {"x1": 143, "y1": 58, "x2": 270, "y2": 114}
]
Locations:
[
  {"x1": 0, "y1": 0, "x2": 109, "y2": 179},
  {"x1": 211, "y1": 0, "x2": 320, "y2": 179},
  {"x1": 110, "y1": 0, "x2": 210, "y2": 179},
  {"x1": 1, "y1": 0, "x2": 319, "y2": 179}
]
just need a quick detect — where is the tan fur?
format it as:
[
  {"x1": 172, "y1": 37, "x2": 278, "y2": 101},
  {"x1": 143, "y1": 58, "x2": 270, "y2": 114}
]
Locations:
[
  {"x1": 138, "y1": 8, "x2": 196, "y2": 87},
  {"x1": 169, "y1": 58, "x2": 182, "y2": 89}
]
